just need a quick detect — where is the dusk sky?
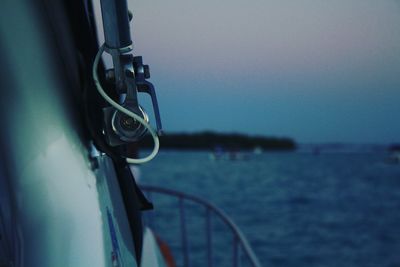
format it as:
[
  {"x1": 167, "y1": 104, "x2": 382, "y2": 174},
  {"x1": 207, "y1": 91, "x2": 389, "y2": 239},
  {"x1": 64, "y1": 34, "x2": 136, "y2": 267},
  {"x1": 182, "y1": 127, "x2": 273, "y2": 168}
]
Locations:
[{"x1": 118, "y1": 0, "x2": 400, "y2": 143}]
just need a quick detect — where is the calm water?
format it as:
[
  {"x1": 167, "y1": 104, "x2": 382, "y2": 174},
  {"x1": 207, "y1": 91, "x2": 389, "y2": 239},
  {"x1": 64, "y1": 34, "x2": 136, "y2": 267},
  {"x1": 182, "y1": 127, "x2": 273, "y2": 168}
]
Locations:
[{"x1": 140, "y1": 151, "x2": 400, "y2": 267}]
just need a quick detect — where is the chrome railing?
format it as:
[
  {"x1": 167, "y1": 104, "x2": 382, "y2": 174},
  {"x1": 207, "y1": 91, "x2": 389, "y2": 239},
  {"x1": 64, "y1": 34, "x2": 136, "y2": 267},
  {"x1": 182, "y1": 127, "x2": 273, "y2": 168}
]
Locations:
[{"x1": 140, "y1": 185, "x2": 262, "y2": 267}]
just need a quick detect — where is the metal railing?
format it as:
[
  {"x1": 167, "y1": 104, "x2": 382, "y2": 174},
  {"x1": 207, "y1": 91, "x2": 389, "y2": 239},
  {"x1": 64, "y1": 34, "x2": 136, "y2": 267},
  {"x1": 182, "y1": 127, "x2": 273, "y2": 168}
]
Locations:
[{"x1": 140, "y1": 185, "x2": 262, "y2": 267}]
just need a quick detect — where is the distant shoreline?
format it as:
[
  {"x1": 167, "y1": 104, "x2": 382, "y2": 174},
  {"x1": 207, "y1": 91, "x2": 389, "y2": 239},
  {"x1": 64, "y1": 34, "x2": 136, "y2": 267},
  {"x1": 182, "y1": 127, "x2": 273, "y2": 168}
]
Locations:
[{"x1": 140, "y1": 131, "x2": 296, "y2": 151}]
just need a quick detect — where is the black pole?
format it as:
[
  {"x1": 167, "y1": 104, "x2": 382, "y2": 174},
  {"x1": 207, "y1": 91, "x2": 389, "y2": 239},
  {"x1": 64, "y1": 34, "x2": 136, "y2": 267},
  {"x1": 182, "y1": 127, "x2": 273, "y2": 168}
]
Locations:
[{"x1": 100, "y1": 0, "x2": 132, "y2": 49}]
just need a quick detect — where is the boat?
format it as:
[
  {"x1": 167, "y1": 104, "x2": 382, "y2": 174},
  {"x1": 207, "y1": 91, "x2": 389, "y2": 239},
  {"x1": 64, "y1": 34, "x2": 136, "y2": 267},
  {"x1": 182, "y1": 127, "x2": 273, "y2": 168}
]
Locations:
[
  {"x1": 0, "y1": 1, "x2": 261, "y2": 266},
  {"x1": 386, "y1": 152, "x2": 400, "y2": 164}
]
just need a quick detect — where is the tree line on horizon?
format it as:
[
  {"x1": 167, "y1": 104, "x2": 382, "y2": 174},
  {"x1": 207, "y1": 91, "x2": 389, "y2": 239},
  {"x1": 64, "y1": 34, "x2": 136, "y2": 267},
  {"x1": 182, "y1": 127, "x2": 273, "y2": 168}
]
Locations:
[{"x1": 140, "y1": 131, "x2": 296, "y2": 151}]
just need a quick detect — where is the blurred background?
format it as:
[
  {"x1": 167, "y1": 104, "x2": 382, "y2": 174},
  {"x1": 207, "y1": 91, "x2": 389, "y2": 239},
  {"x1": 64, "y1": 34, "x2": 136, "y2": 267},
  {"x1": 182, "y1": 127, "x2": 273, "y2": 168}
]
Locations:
[
  {"x1": 129, "y1": 0, "x2": 400, "y2": 144},
  {"x1": 98, "y1": 1, "x2": 400, "y2": 266}
]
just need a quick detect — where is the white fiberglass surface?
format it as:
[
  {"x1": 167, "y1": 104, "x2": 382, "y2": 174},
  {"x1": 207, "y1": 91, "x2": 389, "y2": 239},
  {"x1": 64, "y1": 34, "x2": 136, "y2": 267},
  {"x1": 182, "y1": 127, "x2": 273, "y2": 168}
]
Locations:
[
  {"x1": 0, "y1": 1, "x2": 135, "y2": 266},
  {"x1": 141, "y1": 228, "x2": 167, "y2": 267},
  {"x1": 15, "y1": 135, "x2": 105, "y2": 267}
]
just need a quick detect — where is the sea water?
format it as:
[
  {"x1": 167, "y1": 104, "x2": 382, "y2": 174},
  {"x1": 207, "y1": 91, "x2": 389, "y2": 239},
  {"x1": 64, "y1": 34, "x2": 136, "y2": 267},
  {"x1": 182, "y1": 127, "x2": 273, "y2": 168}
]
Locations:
[{"x1": 140, "y1": 151, "x2": 400, "y2": 267}]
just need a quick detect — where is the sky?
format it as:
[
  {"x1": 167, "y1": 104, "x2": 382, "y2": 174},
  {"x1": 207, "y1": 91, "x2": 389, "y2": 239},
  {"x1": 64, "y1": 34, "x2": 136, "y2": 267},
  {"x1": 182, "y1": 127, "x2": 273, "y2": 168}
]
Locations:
[{"x1": 120, "y1": 0, "x2": 400, "y2": 143}]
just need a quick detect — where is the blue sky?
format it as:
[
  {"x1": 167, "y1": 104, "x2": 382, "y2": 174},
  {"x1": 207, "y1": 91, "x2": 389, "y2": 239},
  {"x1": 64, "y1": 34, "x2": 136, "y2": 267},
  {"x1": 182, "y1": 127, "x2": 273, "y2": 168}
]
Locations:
[{"x1": 123, "y1": 0, "x2": 400, "y2": 143}]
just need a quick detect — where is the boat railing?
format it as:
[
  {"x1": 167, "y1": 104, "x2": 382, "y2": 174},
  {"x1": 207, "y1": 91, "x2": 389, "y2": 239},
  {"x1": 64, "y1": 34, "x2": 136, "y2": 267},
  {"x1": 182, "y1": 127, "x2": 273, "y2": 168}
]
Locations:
[{"x1": 140, "y1": 184, "x2": 262, "y2": 267}]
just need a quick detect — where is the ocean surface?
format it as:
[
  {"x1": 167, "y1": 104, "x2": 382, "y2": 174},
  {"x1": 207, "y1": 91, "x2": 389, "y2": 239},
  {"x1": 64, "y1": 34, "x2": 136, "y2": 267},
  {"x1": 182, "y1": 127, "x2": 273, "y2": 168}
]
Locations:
[{"x1": 140, "y1": 150, "x2": 400, "y2": 267}]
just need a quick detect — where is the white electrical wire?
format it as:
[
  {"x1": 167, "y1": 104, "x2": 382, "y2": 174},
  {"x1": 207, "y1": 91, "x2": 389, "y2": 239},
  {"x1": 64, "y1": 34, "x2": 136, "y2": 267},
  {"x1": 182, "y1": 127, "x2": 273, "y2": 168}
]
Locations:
[{"x1": 92, "y1": 44, "x2": 160, "y2": 164}]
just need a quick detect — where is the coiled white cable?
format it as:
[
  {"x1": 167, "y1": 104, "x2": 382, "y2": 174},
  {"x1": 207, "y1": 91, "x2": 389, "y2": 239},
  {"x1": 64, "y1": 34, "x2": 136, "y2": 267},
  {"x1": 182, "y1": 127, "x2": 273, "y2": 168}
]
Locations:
[{"x1": 92, "y1": 44, "x2": 160, "y2": 164}]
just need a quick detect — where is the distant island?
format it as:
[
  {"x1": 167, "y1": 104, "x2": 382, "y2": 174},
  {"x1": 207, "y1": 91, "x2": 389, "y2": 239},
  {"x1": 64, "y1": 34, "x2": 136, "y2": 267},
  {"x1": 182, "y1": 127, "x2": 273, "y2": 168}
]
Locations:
[
  {"x1": 140, "y1": 131, "x2": 296, "y2": 151},
  {"x1": 389, "y1": 143, "x2": 400, "y2": 152}
]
